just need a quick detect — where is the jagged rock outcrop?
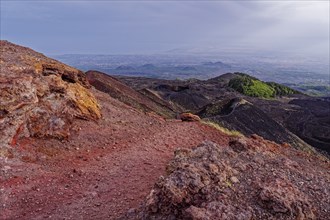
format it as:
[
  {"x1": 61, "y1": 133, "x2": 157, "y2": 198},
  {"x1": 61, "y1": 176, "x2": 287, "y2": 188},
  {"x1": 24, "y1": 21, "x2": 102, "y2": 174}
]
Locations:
[
  {"x1": 126, "y1": 136, "x2": 329, "y2": 219},
  {"x1": 0, "y1": 41, "x2": 101, "y2": 156}
]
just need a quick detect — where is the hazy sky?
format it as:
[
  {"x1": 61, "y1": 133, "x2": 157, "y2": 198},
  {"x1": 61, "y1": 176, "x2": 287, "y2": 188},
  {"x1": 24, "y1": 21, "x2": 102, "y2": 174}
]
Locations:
[{"x1": 1, "y1": 1, "x2": 329, "y2": 58}]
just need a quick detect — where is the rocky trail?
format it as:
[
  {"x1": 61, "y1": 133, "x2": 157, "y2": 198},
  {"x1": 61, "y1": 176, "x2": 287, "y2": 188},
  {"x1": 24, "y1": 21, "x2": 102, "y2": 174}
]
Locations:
[{"x1": 1, "y1": 90, "x2": 230, "y2": 220}]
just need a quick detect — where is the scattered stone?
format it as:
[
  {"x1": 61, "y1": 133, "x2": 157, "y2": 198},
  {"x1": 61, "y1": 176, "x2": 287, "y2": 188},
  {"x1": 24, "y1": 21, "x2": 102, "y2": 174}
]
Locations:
[{"x1": 230, "y1": 176, "x2": 239, "y2": 183}]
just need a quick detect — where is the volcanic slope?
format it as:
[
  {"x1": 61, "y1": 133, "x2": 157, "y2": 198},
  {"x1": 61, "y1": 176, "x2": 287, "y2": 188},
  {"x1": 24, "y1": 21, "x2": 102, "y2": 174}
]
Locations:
[
  {"x1": 0, "y1": 41, "x2": 229, "y2": 219},
  {"x1": 116, "y1": 75, "x2": 305, "y2": 149},
  {"x1": 86, "y1": 70, "x2": 178, "y2": 118},
  {"x1": 117, "y1": 73, "x2": 330, "y2": 153},
  {"x1": 198, "y1": 98, "x2": 311, "y2": 150},
  {"x1": 1, "y1": 41, "x2": 329, "y2": 220}
]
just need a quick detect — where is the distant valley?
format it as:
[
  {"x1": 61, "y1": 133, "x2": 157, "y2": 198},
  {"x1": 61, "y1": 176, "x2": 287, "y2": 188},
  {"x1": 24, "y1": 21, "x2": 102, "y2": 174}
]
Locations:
[{"x1": 54, "y1": 53, "x2": 330, "y2": 96}]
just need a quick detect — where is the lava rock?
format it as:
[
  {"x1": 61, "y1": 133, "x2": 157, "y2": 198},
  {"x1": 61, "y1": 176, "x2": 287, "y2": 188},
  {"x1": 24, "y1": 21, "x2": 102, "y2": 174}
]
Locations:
[
  {"x1": 180, "y1": 113, "x2": 201, "y2": 122},
  {"x1": 0, "y1": 40, "x2": 101, "y2": 151}
]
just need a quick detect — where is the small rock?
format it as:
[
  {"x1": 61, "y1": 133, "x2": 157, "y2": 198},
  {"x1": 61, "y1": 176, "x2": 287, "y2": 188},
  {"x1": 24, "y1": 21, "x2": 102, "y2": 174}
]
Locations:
[
  {"x1": 179, "y1": 113, "x2": 201, "y2": 122},
  {"x1": 230, "y1": 176, "x2": 239, "y2": 183},
  {"x1": 208, "y1": 163, "x2": 219, "y2": 173}
]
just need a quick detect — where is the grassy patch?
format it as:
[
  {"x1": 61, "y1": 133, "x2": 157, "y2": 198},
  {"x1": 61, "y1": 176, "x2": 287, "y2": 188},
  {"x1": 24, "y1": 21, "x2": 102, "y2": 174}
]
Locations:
[
  {"x1": 229, "y1": 73, "x2": 299, "y2": 98},
  {"x1": 201, "y1": 120, "x2": 243, "y2": 137}
]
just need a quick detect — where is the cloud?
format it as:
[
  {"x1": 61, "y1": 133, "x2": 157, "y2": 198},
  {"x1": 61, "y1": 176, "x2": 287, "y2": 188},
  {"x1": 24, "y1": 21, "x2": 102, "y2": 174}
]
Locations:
[
  {"x1": 239, "y1": 1, "x2": 329, "y2": 56},
  {"x1": 1, "y1": 0, "x2": 328, "y2": 58}
]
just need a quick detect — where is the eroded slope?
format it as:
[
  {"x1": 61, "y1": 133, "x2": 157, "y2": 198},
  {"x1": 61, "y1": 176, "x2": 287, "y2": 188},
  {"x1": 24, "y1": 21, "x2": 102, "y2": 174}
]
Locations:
[{"x1": 86, "y1": 70, "x2": 176, "y2": 118}]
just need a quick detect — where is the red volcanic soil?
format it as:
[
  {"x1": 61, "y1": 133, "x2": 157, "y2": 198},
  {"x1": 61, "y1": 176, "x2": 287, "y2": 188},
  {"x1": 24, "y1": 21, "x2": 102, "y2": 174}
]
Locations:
[{"x1": 0, "y1": 89, "x2": 230, "y2": 220}]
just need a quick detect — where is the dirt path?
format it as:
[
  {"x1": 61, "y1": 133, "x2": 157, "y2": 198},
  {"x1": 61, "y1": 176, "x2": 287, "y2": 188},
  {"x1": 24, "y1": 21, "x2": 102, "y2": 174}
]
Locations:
[{"x1": 1, "y1": 90, "x2": 230, "y2": 220}]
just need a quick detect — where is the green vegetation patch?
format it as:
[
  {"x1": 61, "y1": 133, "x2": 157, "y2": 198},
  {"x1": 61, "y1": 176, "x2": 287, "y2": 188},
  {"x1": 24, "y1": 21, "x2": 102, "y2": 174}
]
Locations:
[
  {"x1": 201, "y1": 120, "x2": 243, "y2": 137},
  {"x1": 266, "y1": 82, "x2": 299, "y2": 96},
  {"x1": 229, "y1": 73, "x2": 299, "y2": 98}
]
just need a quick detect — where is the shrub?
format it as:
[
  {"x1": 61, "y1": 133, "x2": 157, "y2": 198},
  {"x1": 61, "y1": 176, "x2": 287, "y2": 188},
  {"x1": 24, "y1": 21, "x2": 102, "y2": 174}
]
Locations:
[
  {"x1": 266, "y1": 82, "x2": 299, "y2": 96},
  {"x1": 201, "y1": 120, "x2": 243, "y2": 137}
]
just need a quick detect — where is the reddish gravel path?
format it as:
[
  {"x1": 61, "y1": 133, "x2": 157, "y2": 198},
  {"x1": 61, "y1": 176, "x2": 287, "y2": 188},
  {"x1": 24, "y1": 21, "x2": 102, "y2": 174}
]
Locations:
[{"x1": 1, "y1": 90, "x2": 230, "y2": 220}]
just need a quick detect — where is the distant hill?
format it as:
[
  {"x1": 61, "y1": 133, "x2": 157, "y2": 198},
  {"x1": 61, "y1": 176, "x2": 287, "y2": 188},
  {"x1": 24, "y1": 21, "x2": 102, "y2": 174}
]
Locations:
[
  {"x1": 202, "y1": 61, "x2": 231, "y2": 68},
  {"x1": 285, "y1": 84, "x2": 330, "y2": 96},
  {"x1": 115, "y1": 65, "x2": 136, "y2": 71},
  {"x1": 140, "y1": 63, "x2": 157, "y2": 69},
  {"x1": 228, "y1": 73, "x2": 300, "y2": 98},
  {"x1": 118, "y1": 73, "x2": 329, "y2": 154},
  {"x1": 175, "y1": 66, "x2": 197, "y2": 71}
]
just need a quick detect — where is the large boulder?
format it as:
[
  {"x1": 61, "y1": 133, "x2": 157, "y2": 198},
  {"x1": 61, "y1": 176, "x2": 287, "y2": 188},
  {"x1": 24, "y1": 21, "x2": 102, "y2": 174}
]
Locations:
[{"x1": 0, "y1": 41, "x2": 101, "y2": 156}]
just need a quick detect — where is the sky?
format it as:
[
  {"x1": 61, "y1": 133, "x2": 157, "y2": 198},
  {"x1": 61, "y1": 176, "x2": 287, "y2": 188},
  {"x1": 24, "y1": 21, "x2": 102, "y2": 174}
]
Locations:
[{"x1": 1, "y1": 0, "x2": 329, "y2": 58}]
